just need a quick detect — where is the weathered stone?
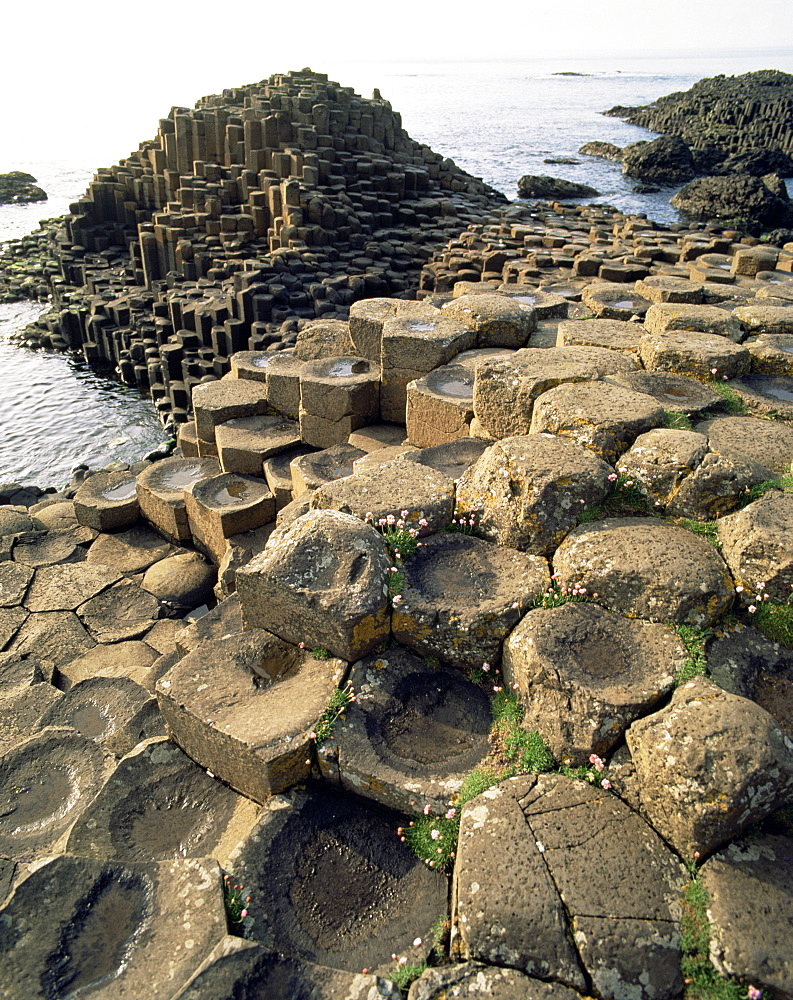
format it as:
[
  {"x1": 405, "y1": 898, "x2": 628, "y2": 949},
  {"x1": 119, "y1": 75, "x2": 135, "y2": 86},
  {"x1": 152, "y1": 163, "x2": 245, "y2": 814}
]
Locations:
[
  {"x1": 236, "y1": 509, "x2": 391, "y2": 661},
  {"x1": 36, "y1": 675, "x2": 163, "y2": 756},
  {"x1": 312, "y1": 458, "x2": 455, "y2": 535},
  {"x1": 78, "y1": 579, "x2": 163, "y2": 643},
  {"x1": 214, "y1": 414, "x2": 300, "y2": 475},
  {"x1": 141, "y1": 552, "x2": 216, "y2": 611},
  {"x1": 349, "y1": 297, "x2": 398, "y2": 361},
  {"x1": 66, "y1": 737, "x2": 259, "y2": 863},
  {"x1": 55, "y1": 639, "x2": 160, "y2": 690},
  {"x1": 697, "y1": 415, "x2": 793, "y2": 477},
  {"x1": 731, "y1": 372, "x2": 793, "y2": 420},
  {"x1": 0, "y1": 652, "x2": 62, "y2": 756},
  {"x1": 86, "y1": 524, "x2": 176, "y2": 575},
  {"x1": 298, "y1": 355, "x2": 380, "y2": 447},
  {"x1": 700, "y1": 835, "x2": 793, "y2": 998},
  {"x1": 191, "y1": 377, "x2": 270, "y2": 441},
  {"x1": 643, "y1": 302, "x2": 746, "y2": 342},
  {"x1": 441, "y1": 293, "x2": 535, "y2": 348},
  {"x1": 621, "y1": 135, "x2": 696, "y2": 184},
  {"x1": 403, "y1": 438, "x2": 490, "y2": 482},
  {"x1": 264, "y1": 351, "x2": 306, "y2": 420},
  {"x1": 706, "y1": 626, "x2": 793, "y2": 730},
  {"x1": 621, "y1": 428, "x2": 709, "y2": 505},
  {"x1": 231, "y1": 785, "x2": 447, "y2": 973},
  {"x1": 717, "y1": 491, "x2": 793, "y2": 601},
  {"x1": 392, "y1": 533, "x2": 549, "y2": 668},
  {"x1": 517, "y1": 175, "x2": 598, "y2": 199},
  {"x1": 639, "y1": 329, "x2": 751, "y2": 379},
  {"x1": 456, "y1": 435, "x2": 612, "y2": 554},
  {"x1": 0, "y1": 562, "x2": 32, "y2": 606},
  {"x1": 503, "y1": 604, "x2": 684, "y2": 762},
  {"x1": 530, "y1": 381, "x2": 664, "y2": 463},
  {"x1": 12, "y1": 529, "x2": 86, "y2": 567},
  {"x1": 664, "y1": 451, "x2": 769, "y2": 519},
  {"x1": 293, "y1": 318, "x2": 355, "y2": 359},
  {"x1": 627, "y1": 677, "x2": 793, "y2": 856},
  {"x1": 0, "y1": 854, "x2": 228, "y2": 999},
  {"x1": 0, "y1": 727, "x2": 112, "y2": 861},
  {"x1": 24, "y1": 562, "x2": 122, "y2": 613},
  {"x1": 635, "y1": 275, "x2": 705, "y2": 304},
  {"x1": 555, "y1": 318, "x2": 643, "y2": 356},
  {"x1": 498, "y1": 286, "x2": 569, "y2": 319},
  {"x1": 290, "y1": 442, "x2": 362, "y2": 495},
  {"x1": 581, "y1": 283, "x2": 651, "y2": 319},
  {"x1": 229, "y1": 350, "x2": 271, "y2": 382},
  {"x1": 136, "y1": 456, "x2": 221, "y2": 544},
  {"x1": 215, "y1": 523, "x2": 275, "y2": 598},
  {"x1": 453, "y1": 774, "x2": 684, "y2": 999},
  {"x1": 473, "y1": 346, "x2": 637, "y2": 438},
  {"x1": 605, "y1": 370, "x2": 726, "y2": 415},
  {"x1": 380, "y1": 314, "x2": 475, "y2": 423},
  {"x1": 0, "y1": 605, "x2": 28, "y2": 647},
  {"x1": 184, "y1": 473, "x2": 275, "y2": 563},
  {"x1": 671, "y1": 174, "x2": 793, "y2": 228},
  {"x1": 731, "y1": 245, "x2": 782, "y2": 276},
  {"x1": 157, "y1": 631, "x2": 345, "y2": 802},
  {"x1": 406, "y1": 364, "x2": 474, "y2": 448},
  {"x1": 743, "y1": 333, "x2": 793, "y2": 376},
  {"x1": 73, "y1": 471, "x2": 140, "y2": 531},
  {"x1": 9, "y1": 610, "x2": 96, "y2": 666},
  {"x1": 553, "y1": 518, "x2": 735, "y2": 625},
  {"x1": 408, "y1": 964, "x2": 580, "y2": 1000},
  {"x1": 334, "y1": 647, "x2": 491, "y2": 813}
]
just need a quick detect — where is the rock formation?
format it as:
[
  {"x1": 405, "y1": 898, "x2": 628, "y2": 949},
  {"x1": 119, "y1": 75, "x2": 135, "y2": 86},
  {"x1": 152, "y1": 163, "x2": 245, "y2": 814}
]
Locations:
[{"x1": 0, "y1": 170, "x2": 46, "y2": 205}]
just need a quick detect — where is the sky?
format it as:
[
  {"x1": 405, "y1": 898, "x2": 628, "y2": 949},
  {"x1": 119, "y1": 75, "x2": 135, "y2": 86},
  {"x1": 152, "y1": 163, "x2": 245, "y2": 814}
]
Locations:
[{"x1": 1, "y1": 0, "x2": 793, "y2": 166}]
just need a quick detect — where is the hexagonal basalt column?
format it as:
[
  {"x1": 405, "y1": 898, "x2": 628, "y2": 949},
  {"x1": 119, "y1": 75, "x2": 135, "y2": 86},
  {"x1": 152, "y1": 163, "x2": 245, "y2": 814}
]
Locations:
[
  {"x1": 298, "y1": 355, "x2": 380, "y2": 448},
  {"x1": 73, "y1": 471, "x2": 140, "y2": 531},
  {"x1": 0, "y1": 855, "x2": 227, "y2": 1000},
  {"x1": 236, "y1": 509, "x2": 392, "y2": 661},
  {"x1": 136, "y1": 456, "x2": 220, "y2": 544},
  {"x1": 406, "y1": 363, "x2": 475, "y2": 448},
  {"x1": 456, "y1": 435, "x2": 613, "y2": 554},
  {"x1": 230, "y1": 785, "x2": 447, "y2": 974},
  {"x1": 380, "y1": 314, "x2": 475, "y2": 423},
  {"x1": 639, "y1": 330, "x2": 750, "y2": 380},
  {"x1": 334, "y1": 647, "x2": 491, "y2": 813},
  {"x1": 581, "y1": 282, "x2": 652, "y2": 319},
  {"x1": 392, "y1": 532, "x2": 549, "y2": 669},
  {"x1": 717, "y1": 492, "x2": 793, "y2": 602},
  {"x1": 555, "y1": 318, "x2": 643, "y2": 358},
  {"x1": 441, "y1": 293, "x2": 535, "y2": 347},
  {"x1": 214, "y1": 414, "x2": 300, "y2": 475},
  {"x1": 157, "y1": 631, "x2": 346, "y2": 802},
  {"x1": 191, "y1": 377, "x2": 271, "y2": 444},
  {"x1": 185, "y1": 472, "x2": 275, "y2": 564},
  {"x1": 503, "y1": 603, "x2": 685, "y2": 763}
]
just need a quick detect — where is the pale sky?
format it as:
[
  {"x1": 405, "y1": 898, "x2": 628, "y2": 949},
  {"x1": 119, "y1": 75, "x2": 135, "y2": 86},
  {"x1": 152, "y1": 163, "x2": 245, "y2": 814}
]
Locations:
[{"x1": 2, "y1": 0, "x2": 792, "y2": 165}]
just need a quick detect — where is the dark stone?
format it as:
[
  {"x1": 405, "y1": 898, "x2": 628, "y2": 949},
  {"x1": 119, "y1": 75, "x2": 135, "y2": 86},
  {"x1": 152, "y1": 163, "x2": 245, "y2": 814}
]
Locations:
[
  {"x1": 0, "y1": 171, "x2": 47, "y2": 205},
  {"x1": 671, "y1": 173, "x2": 793, "y2": 228},
  {"x1": 517, "y1": 175, "x2": 599, "y2": 200},
  {"x1": 621, "y1": 135, "x2": 696, "y2": 185}
]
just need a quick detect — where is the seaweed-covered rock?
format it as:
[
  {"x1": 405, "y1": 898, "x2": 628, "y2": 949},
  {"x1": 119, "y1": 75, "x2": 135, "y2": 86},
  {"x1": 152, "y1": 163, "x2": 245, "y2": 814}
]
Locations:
[
  {"x1": 0, "y1": 171, "x2": 46, "y2": 205},
  {"x1": 517, "y1": 175, "x2": 598, "y2": 200}
]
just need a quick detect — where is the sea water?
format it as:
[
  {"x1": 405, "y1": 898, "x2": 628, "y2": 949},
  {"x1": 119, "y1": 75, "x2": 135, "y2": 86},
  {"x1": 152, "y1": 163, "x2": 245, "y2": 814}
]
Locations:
[{"x1": 2, "y1": 51, "x2": 792, "y2": 486}]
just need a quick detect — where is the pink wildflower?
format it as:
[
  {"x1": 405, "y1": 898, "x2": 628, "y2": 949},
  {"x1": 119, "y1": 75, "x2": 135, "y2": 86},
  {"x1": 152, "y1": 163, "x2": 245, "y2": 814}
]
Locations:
[
  {"x1": 600, "y1": 779, "x2": 611, "y2": 790},
  {"x1": 423, "y1": 804, "x2": 431, "y2": 815},
  {"x1": 430, "y1": 829, "x2": 440, "y2": 840}
]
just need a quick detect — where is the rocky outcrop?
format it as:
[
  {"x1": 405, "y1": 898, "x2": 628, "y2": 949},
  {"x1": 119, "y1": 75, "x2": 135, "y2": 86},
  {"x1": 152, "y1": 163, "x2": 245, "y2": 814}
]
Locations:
[
  {"x1": 604, "y1": 69, "x2": 793, "y2": 159},
  {"x1": 517, "y1": 175, "x2": 598, "y2": 200},
  {"x1": 621, "y1": 135, "x2": 696, "y2": 185},
  {"x1": 671, "y1": 172, "x2": 793, "y2": 226},
  {"x1": 0, "y1": 171, "x2": 46, "y2": 205},
  {"x1": 578, "y1": 141, "x2": 622, "y2": 161}
]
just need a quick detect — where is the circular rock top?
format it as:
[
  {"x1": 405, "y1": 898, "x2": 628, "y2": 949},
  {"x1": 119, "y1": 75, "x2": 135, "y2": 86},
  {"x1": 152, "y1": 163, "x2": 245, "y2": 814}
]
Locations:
[
  {"x1": 74, "y1": 470, "x2": 140, "y2": 531},
  {"x1": 136, "y1": 455, "x2": 220, "y2": 501},
  {"x1": 553, "y1": 516, "x2": 735, "y2": 625}
]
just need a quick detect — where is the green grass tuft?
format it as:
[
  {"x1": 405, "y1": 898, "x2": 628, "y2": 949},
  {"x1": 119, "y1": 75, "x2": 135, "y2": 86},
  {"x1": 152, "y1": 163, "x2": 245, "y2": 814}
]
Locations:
[
  {"x1": 389, "y1": 963, "x2": 428, "y2": 992},
  {"x1": 739, "y1": 473, "x2": 793, "y2": 507},
  {"x1": 673, "y1": 518, "x2": 721, "y2": 547},
  {"x1": 312, "y1": 683, "x2": 353, "y2": 746},
  {"x1": 311, "y1": 645, "x2": 331, "y2": 660},
  {"x1": 708, "y1": 379, "x2": 747, "y2": 416},
  {"x1": 663, "y1": 410, "x2": 694, "y2": 431},
  {"x1": 751, "y1": 600, "x2": 793, "y2": 647},
  {"x1": 674, "y1": 625, "x2": 711, "y2": 686},
  {"x1": 578, "y1": 472, "x2": 654, "y2": 523},
  {"x1": 680, "y1": 877, "x2": 748, "y2": 1000}
]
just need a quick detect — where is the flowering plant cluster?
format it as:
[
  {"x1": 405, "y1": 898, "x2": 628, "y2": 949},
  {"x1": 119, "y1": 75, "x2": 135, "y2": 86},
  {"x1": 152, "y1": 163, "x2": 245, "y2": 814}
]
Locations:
[
  {"x1": 445, "y1": 509, "x2": 480, "y2": 535},
  {"x1": 743, "y1": 580, "x2": 793, "y2": 647},
  {"x1": 223, "y1": 874, "x2": 252, "y2": 935},
  {"x1": 363, "y1": 509, "x2": 426, "y2": 607},
  {"x1": 558, "y1": 753, "x2": 612, "y2": 791}
]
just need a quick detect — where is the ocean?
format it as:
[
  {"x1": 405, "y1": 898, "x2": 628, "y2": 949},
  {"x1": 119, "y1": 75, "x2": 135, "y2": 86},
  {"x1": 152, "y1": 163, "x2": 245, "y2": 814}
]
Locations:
[{"x1": 2, "y1": 50, "x2": 792, "y2": 488}]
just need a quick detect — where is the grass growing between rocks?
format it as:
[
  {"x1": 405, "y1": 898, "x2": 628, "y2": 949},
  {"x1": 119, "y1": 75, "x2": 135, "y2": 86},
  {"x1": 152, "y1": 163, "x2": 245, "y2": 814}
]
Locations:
[
  {"x1": 664, "y1": 410, "x2": 695, "y2": 431},
  {"x1": 311, "y1": 682, "x2": 354, "y2": 746},
  {"x1": 750, "y1": 600, "x2": 793, "y2": 647},
  {"x1": 674, "y1": 625, "x2": 711, "y2": 686},
  {"x1": 222, "y1": 874, "x2": 253, "y2": 937},
  {"x1": 577, "y1": 472, "x2": 655, "y2": 522},
  {"x1": 529, "y1": 581, "x2": 591, "y2": 609},
  {"x1": 672, "y1": 518, "x2": 721, "y2": 548},
  {"x1": 739, "y1": 473, "x2": 793, "y2": 507},
  {"x1": 388, "y1": 963, "x2": 428, "y2": 992},
  {"x1": 680, "y1": 875, "x2": 750, "y2": 1000},
  {"x1": 402, "y1": 690, "x2": 554, "y2": 872},
  {"x1": 708, "y1": 379, "x2": 747, "y2": 416}
]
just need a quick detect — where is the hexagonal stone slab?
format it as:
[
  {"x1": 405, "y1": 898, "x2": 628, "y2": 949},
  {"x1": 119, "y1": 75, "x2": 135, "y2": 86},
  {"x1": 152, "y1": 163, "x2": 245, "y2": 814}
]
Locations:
[
  {"x1": 66, "y1": 737, "x2": 259, "y2": 864},
  {"x1": 35, "y1": 675, "x2": 163, "y2": 756},
  {"x1": 530, "y1": 381, "x2": 664, "y2": 463},
  {"x1": 78, "y1": 579, "x2": 163, "y2": 643},
  {"x1": 453, "y1": 774, "x2": 684, "y2": 1000},
  {"x1": 312, "y1": 457, "x2": 455, "y2": 535},
  {"x1": 639, "y1": 329, "x2": 751, "y2": 379},
  {"x1": 73, "y1": 471, "x2": 140, "y2": 531},
  {"x1": 581, "y1": 282, "x2": 652, "y2": 319},
  {"x1": 12, "y1": 528, "x2": 88, "y2": 568},
  {"x1": 406, "y1": 363, "x2": 475, "y2": 448},
  {"x1": 184, "y1": 472, "x2": 275, "y2": 564},
  {"x1": 699, "y1": 835, "x2": 793, "y2": 998},
  {"x1": 620, "y1": 428, "x2": 710, "y2": 506},
  {"x1": 698, "y1": 415, "x2": 793, "y2": 480},
  {"x1": 555, "y1": 318, "x2": 643, "y2": 358},
  {"x1": 214, "y1": 414, "x2": 301, "y2": 475},
  {"x1": 24, "y1": 562, "x2": 122, "y2": 612},
  {"x1": 237, "y1": 510, "x2": 391, "y2": 661},
  {"x1": 627, "y1": 677, "x2": 793, "y2": 857},
  {"x1": 644, "y1": 302, "x2": 745, "y2": 342},
  {"x1": 456, "y1": 435, "x2": 612, "y2": 554},
  {"x1": 554, "y1": 518, "x2": 735, "y2": 626},
  {"x1": 0, "y1": 562, "x2": 33, "y2": 606},
  {"x1": 441, "y1": 293, "x2": 535, "y2": 347},
  {"x1": 717, "y1": 491, "x2": 793, "y2": 601},
  {"x1": 731, "y1": 373, "x2": 793, "y2": 421},
  {"x1": 0, "y1": 605, "x2": 28, "y2": 648},
  {"x1": 635, "y1": 275, "x2": 705, "y2": 304},
  {"x1": 334, "y1": 646, "x2": 491, "y2": 813},
  {"x1": 744, "y1": 332, "x2": 793, "y2": 375},
  {"x1": 54, "y1": 639, "x2": 160, "y2": 690},
  {"x1": 0, "y1": 727, "x2": 113, "y2": 861},
  {"x1": 473, "y1": 346, "x2": 638, "y2": 438},
  {"x1": 403, "y1": 438, "x2": 490, "y2": 483},
  {"x1": 392, "y1": 533, "x2": 549, "y2": 668},
  {"x1": 664, "y1": 450, "x2": 769, "y2": 520},
  {"x1": 289, "y1": 442, "x2": 362, "y2": 495},
  {"x1": 0, "y1": 855, "x2": 227, "y2": 1000},
  {"x1": 408, "y1": 963, "x2": 582, "y2": 1000},
  {"x1": 0, "y1": 652, "x2": 62, "y2": 756},
  {"x1": 8, "y1": 609, "x2": 96, "y2": 666},
  {"x1": 157, "y1": 631, "x2": 345, "y2": 802},
  {"x1": 605, "y1": 370, "x2": 726, "y2": 415},
  {"x1": 229, "y1": 785, "x2": 447, "y2": 974},
  {"x1": 86, "y1": 524, "x2": 176, "y2": 575},
  {"x1": 136, "y1": 455, "x2": 221, "y2": 544},
  {"x1": 191, "y1": 376, "x2": 270, "y2": 440},
  {"x1": 503, "y1": 603, "x2": 685, "y2": 762}
]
